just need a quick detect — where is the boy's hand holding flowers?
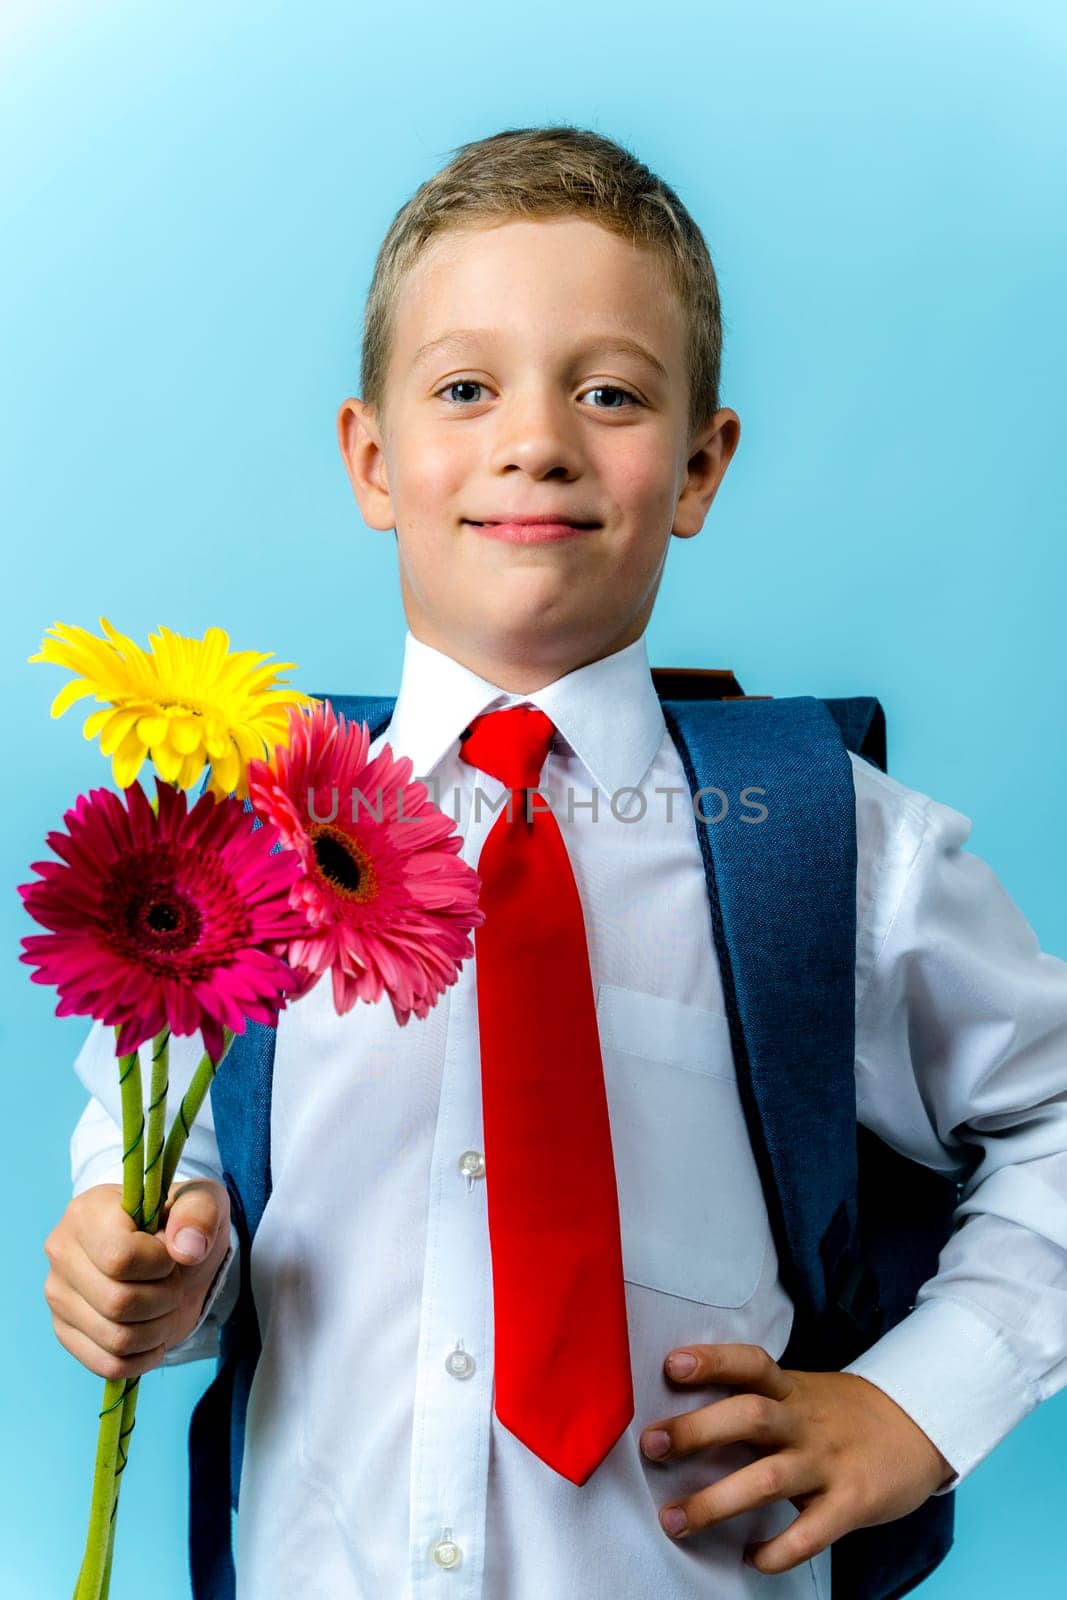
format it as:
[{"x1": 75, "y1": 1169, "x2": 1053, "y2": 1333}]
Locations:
[
  {"x1": 44, "y1": 1178, "x2": 232, "y2": 1381},
  {"x1": 640, "y1": 1342, "x2": 956, "y2": 1571}
]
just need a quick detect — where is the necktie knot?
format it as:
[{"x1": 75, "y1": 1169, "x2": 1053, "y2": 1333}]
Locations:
[{"x1": 458, "y1": 705, "x2": 556, "y2": 793}]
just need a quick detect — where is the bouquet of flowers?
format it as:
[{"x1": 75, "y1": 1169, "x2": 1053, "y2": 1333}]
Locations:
[{"x1": 18, "y1": 619, "x2": 485, "y2": 1600}]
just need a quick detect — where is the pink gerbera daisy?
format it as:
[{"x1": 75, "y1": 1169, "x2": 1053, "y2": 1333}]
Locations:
[
  {"x1": 18, "y1": 776, "x2": 312, "y2": 1061},
  {"x1": 246, "y1": 699, "x2": 484, "y2": 1026}
]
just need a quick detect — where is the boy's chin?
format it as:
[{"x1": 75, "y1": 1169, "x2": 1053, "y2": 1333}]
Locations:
[
  {"x1": 471, "y1": 614, "x2": 608, "y2": 674},
  {"x1": 472, "y1": 594, "x2": 592, "y2": 640}
]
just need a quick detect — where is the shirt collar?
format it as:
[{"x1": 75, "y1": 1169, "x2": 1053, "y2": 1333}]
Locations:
[{"x1": 384, "y1": 628, "x2": 666, "y2": 795}]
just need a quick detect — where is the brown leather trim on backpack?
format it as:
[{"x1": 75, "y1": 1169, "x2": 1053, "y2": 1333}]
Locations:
[{"x1": 650, "y1": 666, "x2": 771, "y2": 700}]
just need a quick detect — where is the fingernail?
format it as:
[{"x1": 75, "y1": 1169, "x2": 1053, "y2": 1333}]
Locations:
[
  {"x1": 175, "y1": 1228, "x2": 207, "y2": 1261},
  {"x1": 661, "y1": 1507, "x2": 688, "y2": 1536},
  {"x1": 642, "y1": 1429, "x2": 671, "y2": 1459},
  {"x1": 667, "y1": 1351, "x2": 697, "y2": 1377}
]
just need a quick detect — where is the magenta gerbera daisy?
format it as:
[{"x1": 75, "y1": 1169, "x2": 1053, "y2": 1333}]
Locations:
[
  {"x1": 246, "y1": 698, "x2": 484, "y2": 1026},
  {"x1": 18, "y1": 776, "x2": 312, "y2": 1061}
]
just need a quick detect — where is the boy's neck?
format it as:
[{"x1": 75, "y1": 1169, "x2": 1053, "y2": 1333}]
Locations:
[{"x1": 406, "y1": 622, "x2": 645, "y2": 696}]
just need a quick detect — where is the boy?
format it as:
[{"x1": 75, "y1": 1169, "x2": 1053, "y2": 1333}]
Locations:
[{"x1": 46, "y1": 126, "x2": 1067, "y2": 1598}]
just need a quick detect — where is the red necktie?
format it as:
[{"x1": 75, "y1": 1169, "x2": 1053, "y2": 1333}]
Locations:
[{"x1": 459, "y1": 705, "x2": 634, "y2": 1485}]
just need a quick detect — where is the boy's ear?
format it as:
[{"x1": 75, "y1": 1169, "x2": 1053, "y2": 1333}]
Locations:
[
  {"x1": 672, "y1": 407, "x2": 742, "y2": 540},
  {"x1": 336, "y1": 396, "x2": 396, "y2": 532}
]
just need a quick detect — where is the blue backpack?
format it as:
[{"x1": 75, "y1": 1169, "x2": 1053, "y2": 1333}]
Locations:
[{"x1": 188, "y1": 668, "x2": 976, "y2": 1600}]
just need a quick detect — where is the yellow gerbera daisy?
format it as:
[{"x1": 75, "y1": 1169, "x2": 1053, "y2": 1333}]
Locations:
[{"x1": 29, "y1": 617, "x2": 319, "y2": 801}]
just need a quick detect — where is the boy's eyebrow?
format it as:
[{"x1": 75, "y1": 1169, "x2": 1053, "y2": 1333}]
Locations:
[{"x1": 410, "y1": 328, "x2": 670, "y2": 382}]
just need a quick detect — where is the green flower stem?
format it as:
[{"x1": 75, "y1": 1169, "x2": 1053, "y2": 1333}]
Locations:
[
  {"x1": 72, "y1": 1023, "x2": 236, "y2": 1600},
  {"x1": 142, "y1": 1026, "x2": 172, "y2": 1234},
  {"x1": 94, "y1": 1387, "x2": 135, "y2": 1600},
  {"x1": 158, "y1": 1025, "x2": 235, "y2": 1201},
  {"x1": 72, "y1": 1032, "x2": 145, "y2": 1600},
  {"x1": 96, "y1": 1027, "x2": 172, "y2": 1594}
]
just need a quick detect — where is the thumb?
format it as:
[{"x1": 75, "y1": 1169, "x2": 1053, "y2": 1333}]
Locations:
[{"x1": 164, "y1": 1179, "x2": 226, "y2": 1267}]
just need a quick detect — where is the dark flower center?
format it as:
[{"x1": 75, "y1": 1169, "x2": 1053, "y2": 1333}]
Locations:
[
  {"x1": 310, "y1": 823, "x2": 378, "y2": 903},
  {"x1": 146, "y1": 901, "x2": 180, "y2": 932},
  {"x1": 158, "y1": 700, "x2": 204, "y2": 717},
  {"x1": 129, "y1": 887, "x2": 202, "y2": 951},
  {"x1": 315, "y1": 832, "x2": 361, "y2": 891},
  {"x1": 97, "y1": 843, "x2": 249, "y2": 982}
]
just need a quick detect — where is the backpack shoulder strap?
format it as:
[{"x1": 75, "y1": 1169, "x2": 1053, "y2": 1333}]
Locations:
[
  {"x1": 659, "y1": 692, "x2": 881, "y2": 1367},
  {"x1": 820, "y1": 694, "x2": 887, "y2": 773}
]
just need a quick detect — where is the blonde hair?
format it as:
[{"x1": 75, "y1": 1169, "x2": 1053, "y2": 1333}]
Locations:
[{"x1": 359, "y1": 124, "x2": 725, "y2": 444}]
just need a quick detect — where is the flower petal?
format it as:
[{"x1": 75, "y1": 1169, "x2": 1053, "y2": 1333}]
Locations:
[
  {"x1": 136, "y1": 714, "x2": 169, "y2": 745},
  {"x1": 112, "y1": 727, "x2": 148, "y2": 790},
  {"x1": 153, "y1": 739, "x2": 183, "y2": 783},
  {"x1": 170, "y1": 715, "x2": 204, "y2": 755},
  {"x1": 99, "y1": 708, "x2": 142, "y2": 757}
]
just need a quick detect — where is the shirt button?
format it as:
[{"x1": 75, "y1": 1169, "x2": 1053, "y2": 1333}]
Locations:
[
  {"x1": 431, "y1": 1531, "x2": 462, "y2": 1569},
  {"x1": 445, "y1": 1343, "x2": 475, "y2": 1379},
  {"x1": 458, "y1": 1150, "x2": 485, "y2": 1180}
]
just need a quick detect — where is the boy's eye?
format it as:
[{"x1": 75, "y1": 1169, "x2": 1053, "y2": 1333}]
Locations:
[
  {"x1": 580, "y1": 385, "x2": 640, "y2": 410},
  {"x1": 437, "y1": 380, "x2": 486, "y2": 405},
  {"x1": 434, "y1": 380, "x2": 640, "y2": 409}
]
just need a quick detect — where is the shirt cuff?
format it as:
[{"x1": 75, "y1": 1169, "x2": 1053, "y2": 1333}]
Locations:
[
  {"x1": 161, "y1": 1221, "x2": 241, "y2": 1368},
  {"x1": 71, "y1": 1155, "x2": 126, "y2": 1198},
  {"x1": 840, "y1": 1294, "x2": 1041, "y2": 1493}
]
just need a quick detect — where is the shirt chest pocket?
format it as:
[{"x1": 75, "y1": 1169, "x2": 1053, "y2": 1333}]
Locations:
[{"x1": 596, "y1": 983, "x2": 772, "y2": 1309}]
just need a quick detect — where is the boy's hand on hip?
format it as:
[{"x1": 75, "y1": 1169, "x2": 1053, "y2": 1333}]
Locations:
[{"x1": 639, "y1": 1342, "x2": 956, "y2": 1573}]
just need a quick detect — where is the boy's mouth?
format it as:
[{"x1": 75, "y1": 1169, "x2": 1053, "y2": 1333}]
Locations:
[
  {"x1": 463, "y1": 517, "x2": 599, "y2": 545},
  {"x1": 463, "y1": 517, "x2": 599, "y2": 527}
]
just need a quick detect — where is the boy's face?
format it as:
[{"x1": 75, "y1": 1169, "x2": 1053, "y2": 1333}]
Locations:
[{"x1": 338, "y1": 215, "x2": 739, "y2": 691}]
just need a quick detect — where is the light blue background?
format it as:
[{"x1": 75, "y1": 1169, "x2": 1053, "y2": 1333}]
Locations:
[{"x1": 3, "y1": 1, "x2": 1064, "y2": 1595}]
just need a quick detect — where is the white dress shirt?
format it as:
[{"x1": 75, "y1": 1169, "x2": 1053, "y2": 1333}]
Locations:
[{"x1": 70, "y1": 627, "x2": 1067, "y2": 1600}]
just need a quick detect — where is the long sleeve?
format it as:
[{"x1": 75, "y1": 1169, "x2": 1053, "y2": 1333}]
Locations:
[
  {"x1": 70, "y1": 1018, "x2": 241, "y2": 1366},
  {"x1": 840, "y1": 760, "x2": 1067, "y2": 1492}
]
